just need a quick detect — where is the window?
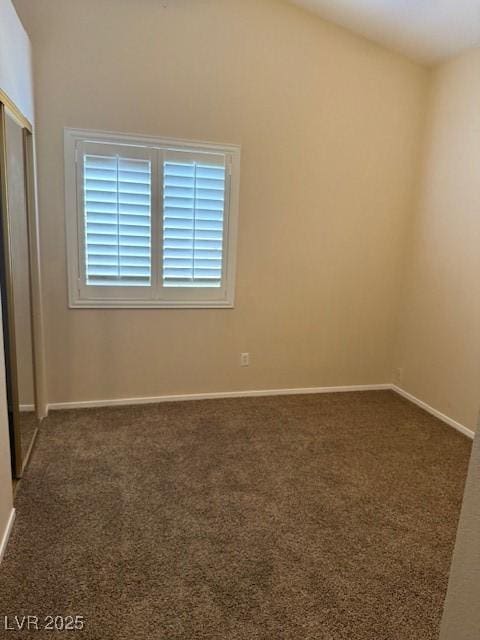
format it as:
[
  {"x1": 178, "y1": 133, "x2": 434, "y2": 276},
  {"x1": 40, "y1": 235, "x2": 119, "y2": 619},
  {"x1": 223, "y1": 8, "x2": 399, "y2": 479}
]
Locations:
[{"x1": 64, "y1": 129, "x2": 240, "y2": 308}]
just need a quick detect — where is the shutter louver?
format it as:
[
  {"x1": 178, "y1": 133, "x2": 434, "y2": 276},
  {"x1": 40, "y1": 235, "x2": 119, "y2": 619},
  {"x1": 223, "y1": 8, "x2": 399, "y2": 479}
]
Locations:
[
  {"x1": 84, "y1": 154, "x2": 152, "y2": 286},
  {"x1": 163, "y1": 160, "x2": 225, "y2": 288}
]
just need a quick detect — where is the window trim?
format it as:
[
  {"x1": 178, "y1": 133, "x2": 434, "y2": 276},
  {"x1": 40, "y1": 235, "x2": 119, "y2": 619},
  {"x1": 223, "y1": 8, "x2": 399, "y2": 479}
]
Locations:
[{"x1": 64, "y1": 128, "x2": 241, "y2": 309}]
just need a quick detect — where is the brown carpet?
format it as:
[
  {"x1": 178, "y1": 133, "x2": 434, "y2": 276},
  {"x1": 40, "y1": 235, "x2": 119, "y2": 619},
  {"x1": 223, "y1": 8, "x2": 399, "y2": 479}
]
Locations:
[{"x1": 0, "y1": 391, "x2": 472, "y2": 639}]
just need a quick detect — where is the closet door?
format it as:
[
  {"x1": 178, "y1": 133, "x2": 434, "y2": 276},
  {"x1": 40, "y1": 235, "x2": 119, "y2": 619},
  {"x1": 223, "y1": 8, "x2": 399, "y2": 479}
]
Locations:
[{"x1": 0, "y1": 104, "x2": 38, "y2": 477}]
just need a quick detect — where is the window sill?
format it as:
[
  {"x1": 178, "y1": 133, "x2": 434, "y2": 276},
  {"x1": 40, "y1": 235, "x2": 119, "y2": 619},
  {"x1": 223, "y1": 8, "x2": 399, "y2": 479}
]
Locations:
[{"x1": 68, "y1": 299, "x2": 235, "y2": 310}]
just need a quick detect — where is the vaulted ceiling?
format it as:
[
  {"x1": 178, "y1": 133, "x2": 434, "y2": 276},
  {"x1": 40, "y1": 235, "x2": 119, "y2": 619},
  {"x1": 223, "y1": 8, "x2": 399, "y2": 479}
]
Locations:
[{"x1": 290, "y1": 0, "x2": 480, "y2": 64}]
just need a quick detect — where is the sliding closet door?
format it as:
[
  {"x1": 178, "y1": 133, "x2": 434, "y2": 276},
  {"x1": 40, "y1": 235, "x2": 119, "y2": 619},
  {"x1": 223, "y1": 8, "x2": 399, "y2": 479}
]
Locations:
[{"x1": 0, "y1": 106, "x2": 38, "y2": 476}]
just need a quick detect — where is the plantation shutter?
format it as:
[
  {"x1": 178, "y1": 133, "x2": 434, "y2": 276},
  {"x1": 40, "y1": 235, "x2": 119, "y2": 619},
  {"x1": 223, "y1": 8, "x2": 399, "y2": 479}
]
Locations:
[
  {"x1": 69, "y1": 132, "x2": 238, "y2": 307},
  {"x1": 83, "y1": 152, "x2": 152, "y2": 286},
  {"x1": 162, "y1": 153, "x2": 226, "y2": 288}
]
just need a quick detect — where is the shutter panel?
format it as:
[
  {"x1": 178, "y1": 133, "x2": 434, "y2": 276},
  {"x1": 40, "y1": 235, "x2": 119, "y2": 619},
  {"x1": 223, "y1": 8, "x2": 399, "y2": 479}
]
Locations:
[
  {"x1": 163, "y1": 158, "x2": 225, "y2": 288},
  {"x1": 84, "y1": 154, "x2": 152, "y2": 286}
]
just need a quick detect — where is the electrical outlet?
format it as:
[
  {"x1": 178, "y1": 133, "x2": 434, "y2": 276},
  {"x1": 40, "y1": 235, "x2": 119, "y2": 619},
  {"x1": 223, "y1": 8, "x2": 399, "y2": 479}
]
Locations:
[
  {"x1": 395, "y1": 367, "x2": 404, "y2": 384},
  {"x1": 240, "y1": 353, "x2": 250, "y2": 367}
]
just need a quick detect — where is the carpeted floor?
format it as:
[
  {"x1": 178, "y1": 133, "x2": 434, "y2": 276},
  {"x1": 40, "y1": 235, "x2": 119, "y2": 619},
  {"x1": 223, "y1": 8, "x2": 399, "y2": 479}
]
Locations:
[{"x1": 0, "y1": 391, "x2": 472, "y2": 639}]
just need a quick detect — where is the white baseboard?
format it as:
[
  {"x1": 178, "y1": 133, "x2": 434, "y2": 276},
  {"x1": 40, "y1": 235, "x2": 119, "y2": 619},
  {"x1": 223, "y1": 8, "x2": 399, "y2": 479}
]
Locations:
[
  {"x1": 19, "y1": 404, "x2": 35, "y2": 413},
  {"x1": 47, "y1": 383, "x2": 391, "y2": 412},
  {"x1": 46, "y1": 383, "x2": 475, "y2": 440},
  {"x1": 0, "y1": 508, "x2": 16, "y2": 564},
  {"x1": 391, "y1": 385, "x2": 475, "y2": 440}
]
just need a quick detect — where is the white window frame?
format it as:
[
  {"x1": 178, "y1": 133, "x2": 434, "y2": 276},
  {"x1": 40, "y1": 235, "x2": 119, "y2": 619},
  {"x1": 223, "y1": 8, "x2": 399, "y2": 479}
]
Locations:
[{"x1": 64, "y1": 128, "x2": 241, "y2": 309}]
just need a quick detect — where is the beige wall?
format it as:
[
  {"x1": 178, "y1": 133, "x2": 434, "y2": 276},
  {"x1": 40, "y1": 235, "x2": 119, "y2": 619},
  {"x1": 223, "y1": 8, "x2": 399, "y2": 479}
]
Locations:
[
  {"x1": 14, "y1": 0, "x2": 427, "y2": 404},
  {"x1": 0, "y1": 0, "x2": 34, "y2": 123},
  {"x1": 395, "y1": 49, "x2": 480, "y2": 432}
]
